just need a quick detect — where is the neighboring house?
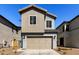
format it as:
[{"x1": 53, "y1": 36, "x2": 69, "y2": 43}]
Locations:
[
  {"x1": 56, "y1": 15, "x2": 79, "y2": 48},
  {"x1": 19, "y1": 5, "x2": 58, "y2": 49},
  {"x1": 0, "y1": 15, "x2": 21, "y2": 48}
]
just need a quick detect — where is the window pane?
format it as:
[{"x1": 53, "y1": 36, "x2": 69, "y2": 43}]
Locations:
[
  {"x1": 62, "y1": 26, "x2": 64, "y2": 32},
  {"x1": 46, "y1": 21, "x2": 52, "y2": 28},
  {"x1": 30, "y1": 16, "x2": 36, "y2": 24},
  {"x1": 66, "y1": 25, "x2": 69, "y2": 31}
]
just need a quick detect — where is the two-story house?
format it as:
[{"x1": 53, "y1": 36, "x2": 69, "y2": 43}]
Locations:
[
  {"x1": 57, "y1": 15, "x2": 79, "y2": 48},
  {"x1": 19, "y1": 5, "x2": 58, "y2": 49}
]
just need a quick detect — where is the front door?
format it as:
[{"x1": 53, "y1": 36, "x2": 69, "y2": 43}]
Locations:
[{"x1": 60, "y1": 37, "x2": 64, "y2": 47}]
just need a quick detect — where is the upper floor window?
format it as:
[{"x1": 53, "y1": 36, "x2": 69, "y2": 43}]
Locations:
[
  {"x1": 62, "y1": 25, "x2": 64, "y2": 32},
  {"x1": 30, "y1": 16, "x2": 36, "y2": 24},
  {"x1": 62, "y1": 24, "x2": 69, "y2": 32},
  {"x1": 66, "y1": 25, "x2": 69, "y2": 31},
  {"x1": 46, "y1": 21, "x2": 52, "y2": 28}
]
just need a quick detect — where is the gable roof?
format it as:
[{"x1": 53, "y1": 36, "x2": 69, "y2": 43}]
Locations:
[
  {"x1": 56, "y1": 15, "x2": 79, "y2": 29},
  {"x1": 19, "y1": 4, "x2": 47, "y2": 13},
  {"x1": 19, "y1": 5, "x2": 57, "y2": 19},
  {"x1": 56, "y1": 21, "x2": 69, "y2": 29},
  {"x1": 0, "y1": 15, "x2": 20, "y2": 30},
  {"x1": 68, "y1": 15, "x2": 79, "y2": 23}
]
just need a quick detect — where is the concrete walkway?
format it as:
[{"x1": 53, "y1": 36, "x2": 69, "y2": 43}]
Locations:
[{"x1": 19, "y1": 49, "x2": 60, "y2": 55}]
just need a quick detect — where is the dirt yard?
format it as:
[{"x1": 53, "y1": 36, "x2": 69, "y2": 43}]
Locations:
[
  {"x1": 55, "y1": 47, "x2": 79, "y2": 55},
  {"x1": 2, "y1": 47, "x2": 79, "y2": 55},
  {"x1": 0, "y1": 48, "x2": 22, "y2": 55}
]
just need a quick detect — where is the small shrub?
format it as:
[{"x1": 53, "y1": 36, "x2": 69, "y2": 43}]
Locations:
[
  {"x1": 1, "y1": 53, "x2": 4, "y2": 55},
  {"x1": 2, "y1": 49, "x2": 5, "y2": 52},
  {"x1": 70, "y1": 48, "x2": 72, "y2": 50},
  {"x1": 14, "y1": 50, "x2": 17, "y2": 54},
  {"x1": 63, "y1": 52, "x2": 66, "y2": 54},
  {"x1": 58, "y1": 48, "x2": 61, "y2": 51}
]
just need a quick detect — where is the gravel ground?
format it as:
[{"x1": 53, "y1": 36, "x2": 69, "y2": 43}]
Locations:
[{"x1": 0, "y1": 48, "x2": 22, "y2": 55}]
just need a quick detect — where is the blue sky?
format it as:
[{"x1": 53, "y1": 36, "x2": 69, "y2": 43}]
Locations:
[{"x1": 0, "y1": 4, "x2": 79, "y2": 28}]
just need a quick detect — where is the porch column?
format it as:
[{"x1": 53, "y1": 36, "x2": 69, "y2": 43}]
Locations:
[
  {"x1": 53, "y1": 34, "x2": 57, "y2": 49},
  {"x1": 22, "y1": 35, "x2": 27, "y2": 49}
]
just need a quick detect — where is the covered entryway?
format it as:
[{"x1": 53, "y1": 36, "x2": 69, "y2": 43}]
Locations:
[
  {"x1": 27, "y1": 36, "x2": 52, "y2": 49},
  {"x1": 60, "y1": 37, "x2": 64, "y2": 47}
]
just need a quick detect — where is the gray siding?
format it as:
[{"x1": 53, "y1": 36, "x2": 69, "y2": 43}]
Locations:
[
  {"x1": 57, "y1": 16, "x2": 79, "y2": 48},
  {"x1": 0, "y1": 16, "x2": 21, "y2": 47},
  {"x1": 69, "y1": 17, "x2": 79, "y2": 30},
  {"x1": 69, "y1": 28, "x2": 79, "y2": 48}
]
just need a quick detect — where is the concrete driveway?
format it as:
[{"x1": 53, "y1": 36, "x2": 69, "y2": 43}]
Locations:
[{"x1": 19, "y1": 49, "x2": 60, "y2": 55}]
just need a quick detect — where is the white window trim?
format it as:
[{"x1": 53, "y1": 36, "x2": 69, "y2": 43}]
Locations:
[
  {"x1": 64, "y1": 24, "x2": 67, "y2": 31},
  {"x1": 45, "y1": 16, "x2": 55, "y2": 29}
]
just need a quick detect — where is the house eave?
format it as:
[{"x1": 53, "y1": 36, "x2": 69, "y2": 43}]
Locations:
[{"x1": 19, "y1": 4, "x2": 57, "y2": 19}]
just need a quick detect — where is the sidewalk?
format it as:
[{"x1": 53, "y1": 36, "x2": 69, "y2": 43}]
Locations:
[{"x1": 19, "y1": 49, "x2": 60, "y2": 55}]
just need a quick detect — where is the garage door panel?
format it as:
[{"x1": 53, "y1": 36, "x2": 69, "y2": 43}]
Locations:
[
  {"x1": 46, "y1": 38, "x2": 51, "y2": 49},
  {"x1": 39, "y1": 38, "x2": 47, "y2": 49},
  {"x1": 27, "y1": 37, "x2": 52, "y2": 49},
  {"x1": 27, "y1": 38, "x2": 39, "y2": 49}
]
